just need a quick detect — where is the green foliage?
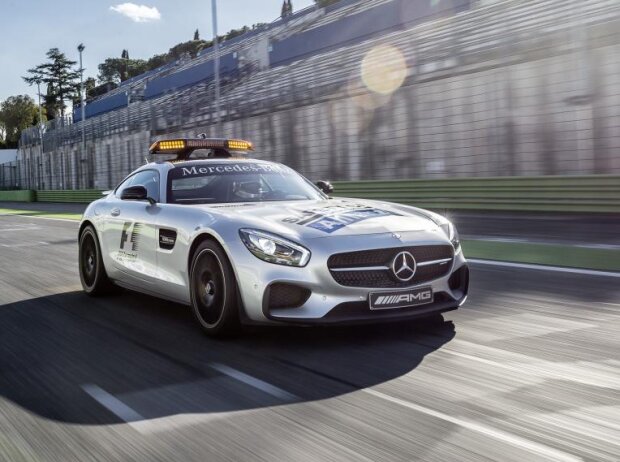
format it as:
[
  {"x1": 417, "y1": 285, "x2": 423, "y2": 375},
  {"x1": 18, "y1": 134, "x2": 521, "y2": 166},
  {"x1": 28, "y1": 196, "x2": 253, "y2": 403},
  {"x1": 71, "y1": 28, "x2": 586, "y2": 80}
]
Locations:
[
  {"x1": 94, "y1": 25, "x2": 255, "y2": 88},
  {"x1": 72, "y1": 77, "x2": 98, "y2": 105},
  {"x1": 23, "y1": 48, "x2": 80, "y2": 119},
  {"x1": 0, "y1": 95, "x2": 41, "y2": 148},
  {"x1": 167, "y1": 40, "x2": 211, "y2": 61},
  {"x1": 44, "y1": 83, "x2": 59, "y2": 120},
  {"x1": 282, "y1": 0, "x2": 294, "y2": 17},
  {"x1": 87, "y1": 82, "x2": 118, "y2": 100},
  {"x1": 224, "y1": 26, "x2": 250, "y2": 41},
  {"x1": 0, "y1": 120, "x2": 5, "y2": 148},
  {"x1": 98, "y1": 57, "x2": 148, "y2": 84},
  {"x1": 145, "y1": 53, "x2": 169, "y2": 70}
]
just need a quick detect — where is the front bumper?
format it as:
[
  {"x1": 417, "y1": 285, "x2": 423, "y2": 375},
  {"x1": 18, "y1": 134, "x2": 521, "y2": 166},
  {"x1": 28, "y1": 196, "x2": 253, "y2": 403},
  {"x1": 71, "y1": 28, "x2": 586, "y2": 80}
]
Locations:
[{"x1": 229, "y1": 230, "x2": 469, "y2": 325}]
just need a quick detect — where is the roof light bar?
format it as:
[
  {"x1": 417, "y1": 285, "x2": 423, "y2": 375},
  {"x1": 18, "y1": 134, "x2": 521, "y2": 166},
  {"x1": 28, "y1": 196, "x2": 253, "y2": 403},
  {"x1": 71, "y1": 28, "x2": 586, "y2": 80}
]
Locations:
[{"x1": 149, "y1": 138, "x2": 254, "y2": 160}]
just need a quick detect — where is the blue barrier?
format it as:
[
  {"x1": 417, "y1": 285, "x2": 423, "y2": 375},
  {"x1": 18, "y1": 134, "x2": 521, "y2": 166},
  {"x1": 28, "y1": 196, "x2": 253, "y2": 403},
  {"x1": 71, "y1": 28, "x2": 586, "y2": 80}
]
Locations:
[
  {"x1": 270, "y1": 0, "x2": 471, "y2": 66},
  {"x1": 73, "y1": 92, "x2": 128, "y2": 122},
  {"x1": 144, "y1": 52, "x2": 237, "y2": 99}
]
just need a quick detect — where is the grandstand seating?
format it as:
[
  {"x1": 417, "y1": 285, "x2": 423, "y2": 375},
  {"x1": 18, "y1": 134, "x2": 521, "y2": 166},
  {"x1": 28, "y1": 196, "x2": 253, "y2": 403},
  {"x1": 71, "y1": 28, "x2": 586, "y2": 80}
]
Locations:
[
  {"x1": 269, "y1": 0, "x2": 470, "y2": 66},
  {"x1": 26, "y1": 0, "x2": 620, "y2": 156},
  {"x1": 143, "y1": 52, "x2": 238, "y2": 99}
]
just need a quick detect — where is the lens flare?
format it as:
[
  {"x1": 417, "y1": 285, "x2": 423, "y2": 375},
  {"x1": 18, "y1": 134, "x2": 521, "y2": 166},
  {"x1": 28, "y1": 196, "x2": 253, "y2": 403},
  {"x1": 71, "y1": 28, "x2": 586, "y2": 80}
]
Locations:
[{"x1": 360, "y1": 44, "x2": 407, "y2": 95}]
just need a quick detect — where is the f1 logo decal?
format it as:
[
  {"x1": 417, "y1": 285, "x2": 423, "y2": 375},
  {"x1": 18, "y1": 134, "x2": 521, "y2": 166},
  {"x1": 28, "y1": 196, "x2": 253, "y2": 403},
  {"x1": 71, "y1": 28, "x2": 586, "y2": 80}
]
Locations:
[{"x1": 120, "y1": 222, "x2": 142, "y2": 251}]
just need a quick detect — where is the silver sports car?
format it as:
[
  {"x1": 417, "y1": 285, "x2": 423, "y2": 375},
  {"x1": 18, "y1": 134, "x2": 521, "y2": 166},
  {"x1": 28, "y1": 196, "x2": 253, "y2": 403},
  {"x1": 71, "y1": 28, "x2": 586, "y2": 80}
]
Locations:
[{"x1": 78, "y1": 137, "x2": 469, "y2": 335}]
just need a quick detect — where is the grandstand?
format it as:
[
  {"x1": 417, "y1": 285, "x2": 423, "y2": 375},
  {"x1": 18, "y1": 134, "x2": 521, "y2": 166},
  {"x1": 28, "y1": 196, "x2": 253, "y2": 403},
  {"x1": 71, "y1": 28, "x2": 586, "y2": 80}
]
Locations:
[{"x1": 10, "y1": 0, "x2": 620, "y2": 191}]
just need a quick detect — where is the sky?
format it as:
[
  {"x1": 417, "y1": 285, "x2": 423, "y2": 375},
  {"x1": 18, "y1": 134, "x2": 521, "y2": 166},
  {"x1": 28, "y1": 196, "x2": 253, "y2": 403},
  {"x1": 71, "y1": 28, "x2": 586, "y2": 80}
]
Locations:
[{"x1": 0, "y1": 0, "x2": 315, "y2": 103}]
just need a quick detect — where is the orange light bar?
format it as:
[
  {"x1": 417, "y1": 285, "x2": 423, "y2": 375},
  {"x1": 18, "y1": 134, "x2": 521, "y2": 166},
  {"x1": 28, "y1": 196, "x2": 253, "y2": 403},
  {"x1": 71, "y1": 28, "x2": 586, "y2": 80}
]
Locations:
[
  {"x1": 149, "y1": 138, "x2": 254, "y2": 154},
  {"x1": 158, "y1": 140, "x2": 186, "y2": 151},
  {"x1": 226, "y1": 139, "x2": 254, "y2": 151}
]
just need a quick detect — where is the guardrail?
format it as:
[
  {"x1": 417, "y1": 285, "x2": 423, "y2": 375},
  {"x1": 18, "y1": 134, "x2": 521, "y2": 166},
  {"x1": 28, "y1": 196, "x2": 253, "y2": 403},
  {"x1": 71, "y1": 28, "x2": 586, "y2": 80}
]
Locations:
[
  {"x1": 1, "y1": 175, "x2": 618, "y2": 212},
  {"x1": 0, "y1": 190, "x2": 35, "y2": 202},
  {"x1": 35, "y1": 190, "x2": 104, "y2": 203},
  {"x1": 333, "y1": 175, "x2": 620, "y2": 213}
]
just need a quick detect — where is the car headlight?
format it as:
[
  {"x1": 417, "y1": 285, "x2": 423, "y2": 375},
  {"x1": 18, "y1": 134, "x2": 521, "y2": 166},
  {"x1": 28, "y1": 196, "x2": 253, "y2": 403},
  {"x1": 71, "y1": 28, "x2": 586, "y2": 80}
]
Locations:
[
  {"x1": 239, "y1": 229, "x2": 311, "y2": 267},
  {"x1": 440, "y1": 221, "x2": 461, "y2": 252}
]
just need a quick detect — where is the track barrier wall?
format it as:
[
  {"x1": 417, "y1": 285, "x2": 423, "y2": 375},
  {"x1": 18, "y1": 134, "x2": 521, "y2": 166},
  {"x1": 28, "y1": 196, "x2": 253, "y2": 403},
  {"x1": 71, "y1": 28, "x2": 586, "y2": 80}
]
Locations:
[{"x1": 3, "y1": 175, "x2": 616, "y2": 212}]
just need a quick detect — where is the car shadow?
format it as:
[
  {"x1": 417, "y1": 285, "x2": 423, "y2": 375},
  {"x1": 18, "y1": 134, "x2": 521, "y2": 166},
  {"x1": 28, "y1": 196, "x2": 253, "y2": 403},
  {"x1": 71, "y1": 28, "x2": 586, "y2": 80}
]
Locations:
[{"x1": 0, "y1": 290, "x2": 455, "y2": 425}]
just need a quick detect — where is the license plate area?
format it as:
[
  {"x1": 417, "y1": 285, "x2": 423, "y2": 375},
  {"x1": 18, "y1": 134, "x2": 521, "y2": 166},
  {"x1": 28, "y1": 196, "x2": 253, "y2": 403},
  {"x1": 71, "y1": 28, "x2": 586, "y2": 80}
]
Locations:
[{"x1": 369, "y1": 287, "x2": 433, "y2": 310}]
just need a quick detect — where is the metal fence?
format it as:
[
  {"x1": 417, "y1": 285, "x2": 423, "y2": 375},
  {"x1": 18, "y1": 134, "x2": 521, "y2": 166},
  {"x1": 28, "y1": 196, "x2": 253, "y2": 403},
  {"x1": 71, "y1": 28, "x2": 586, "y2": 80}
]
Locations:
[
  {"x1": 8, "y1": 0, "x2": 620, "y2": 191},
  {"x1": 0, "y1": 162, "x2": 19, "y2": 190}
]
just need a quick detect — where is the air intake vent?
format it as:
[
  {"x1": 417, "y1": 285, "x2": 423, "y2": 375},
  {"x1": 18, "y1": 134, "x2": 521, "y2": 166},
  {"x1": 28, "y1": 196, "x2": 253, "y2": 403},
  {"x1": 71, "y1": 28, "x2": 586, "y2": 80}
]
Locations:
[{"x1": 267, "y1": 283, "x2": 311, "y2": 310}]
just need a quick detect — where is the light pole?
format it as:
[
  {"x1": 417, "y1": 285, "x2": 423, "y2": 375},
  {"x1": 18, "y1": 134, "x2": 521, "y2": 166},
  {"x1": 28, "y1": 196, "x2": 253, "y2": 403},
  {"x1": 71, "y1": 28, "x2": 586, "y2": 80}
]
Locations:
[
  {"x1": 77, "y1": 43, "x2": 86, "y2": 150},
  {"x1": 211, "y1": 0, "x2": 222, "y2": 136},
  {"x1": 35, "y1": 79, "x2": 44, "y2": 146}
]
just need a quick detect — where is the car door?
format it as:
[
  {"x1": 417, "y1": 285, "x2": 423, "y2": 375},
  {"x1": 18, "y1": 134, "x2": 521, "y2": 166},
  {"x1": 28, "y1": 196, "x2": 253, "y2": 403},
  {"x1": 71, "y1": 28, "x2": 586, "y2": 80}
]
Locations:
[{"x1": 102, "y1": 169, "x2": 161, "y2": 287}]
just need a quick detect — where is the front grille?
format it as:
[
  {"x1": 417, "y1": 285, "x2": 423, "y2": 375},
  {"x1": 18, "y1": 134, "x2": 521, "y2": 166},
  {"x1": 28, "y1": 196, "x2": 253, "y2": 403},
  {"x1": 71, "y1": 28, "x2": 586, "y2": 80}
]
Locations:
[
  {"x1": 328, "y1": 245, "x2": 453, "y2": 269},
  {"x1": 267, "y1": 283, "x2": 311, "y2": 310},
  {"x1": 328, "y1": 245, "x2": 453, "y2": 288}
]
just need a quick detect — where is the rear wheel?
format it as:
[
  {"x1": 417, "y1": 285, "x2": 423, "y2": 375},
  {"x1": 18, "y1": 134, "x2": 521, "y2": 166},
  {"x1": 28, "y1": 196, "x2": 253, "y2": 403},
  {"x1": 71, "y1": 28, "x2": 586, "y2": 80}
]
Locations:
[
  {"x1": 79, "y1": 225, "x2": 114, "y2": 296},
  {"x1": 189, "y1": 240, "x2": 240, "y2": 336}
]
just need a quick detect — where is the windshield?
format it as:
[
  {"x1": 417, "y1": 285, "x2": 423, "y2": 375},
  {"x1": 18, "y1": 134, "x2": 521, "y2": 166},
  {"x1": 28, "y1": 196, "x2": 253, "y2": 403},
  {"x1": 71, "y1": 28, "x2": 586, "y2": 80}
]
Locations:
[{"x1": 167, "y1": 161, "x2": 325, "y2": 204}]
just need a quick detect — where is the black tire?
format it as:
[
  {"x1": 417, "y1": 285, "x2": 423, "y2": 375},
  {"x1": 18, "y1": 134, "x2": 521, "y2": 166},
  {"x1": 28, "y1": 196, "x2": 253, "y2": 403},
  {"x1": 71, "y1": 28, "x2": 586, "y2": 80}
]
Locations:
[
  {"x1": 79, "y1": 225, "x2": 115, "y2": 296},
  {"x1": 189, "y1": 240, "x2": 240, "y2": 336}
]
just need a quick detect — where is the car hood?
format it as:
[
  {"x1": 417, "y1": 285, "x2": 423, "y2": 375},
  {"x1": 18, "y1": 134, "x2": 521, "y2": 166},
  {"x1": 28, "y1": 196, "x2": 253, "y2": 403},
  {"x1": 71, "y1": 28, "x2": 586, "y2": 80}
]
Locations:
[{"x1": 197, "y1": 197, "x2": 443, "y2": 240}]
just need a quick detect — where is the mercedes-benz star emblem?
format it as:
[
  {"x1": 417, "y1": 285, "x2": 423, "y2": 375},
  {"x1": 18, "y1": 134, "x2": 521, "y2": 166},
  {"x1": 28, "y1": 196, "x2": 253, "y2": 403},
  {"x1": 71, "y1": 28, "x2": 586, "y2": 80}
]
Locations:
[{"x1": 391, "y1": 251, "x2": 416, "y2": 282}]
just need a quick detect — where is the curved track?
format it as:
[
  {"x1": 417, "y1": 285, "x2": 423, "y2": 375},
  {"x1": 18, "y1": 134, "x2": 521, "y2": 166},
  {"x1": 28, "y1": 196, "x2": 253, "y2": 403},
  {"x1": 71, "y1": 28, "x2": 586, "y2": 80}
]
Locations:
[{"x1": 0, "y1": 215, "x2": 618, "y2": 461}]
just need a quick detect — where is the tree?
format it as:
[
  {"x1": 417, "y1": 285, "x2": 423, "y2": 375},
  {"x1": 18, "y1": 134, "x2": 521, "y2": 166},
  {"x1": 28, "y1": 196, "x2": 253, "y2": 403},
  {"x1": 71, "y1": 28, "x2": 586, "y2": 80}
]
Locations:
[
  {"x1": 194, "y1": 29, "x2": 200, "y2": 41},
  {"x1": 44, "y1": 83, "x2": 59, "y2": 120},
  {"x1": 23, "y1": 48, "x2": 80, "y2": 119},
  {"x1": 73, "y1": 77, "x2": 97, "y2": 104},
  {"x1": 167, "y1": 39, "x2": 211, "y2": 61},
  {"x1": 281, "y1": 0, "x2": 293, "y2": 17},
  {"x1": 98, "y1": 57, "x2": 148, "y2": 84},
  {"x1": 0, "y1": 119, "x2": 6, "y2": 148},
  {"x1": 146, "y1": 53, "x2": 169, "y2": 70},
  {"x1": 0, "y1": 95, "x2": 41, "y2": 148}
]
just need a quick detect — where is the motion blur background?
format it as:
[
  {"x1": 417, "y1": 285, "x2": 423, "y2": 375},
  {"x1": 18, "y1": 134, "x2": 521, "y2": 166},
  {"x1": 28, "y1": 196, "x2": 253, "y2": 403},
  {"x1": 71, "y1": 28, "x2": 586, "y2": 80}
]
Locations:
[
  {"x1": 2, "y1": 0, "x2": 619, "y2": 192},
  {"x1": 1, "y1": 3, "x2": 619, "y2": 460}
]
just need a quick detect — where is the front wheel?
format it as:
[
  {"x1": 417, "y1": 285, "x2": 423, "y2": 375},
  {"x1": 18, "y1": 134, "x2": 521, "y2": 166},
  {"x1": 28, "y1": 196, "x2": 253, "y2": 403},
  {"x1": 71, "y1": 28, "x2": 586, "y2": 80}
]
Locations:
[
  {"x1": 189, "y1": 240, "x2": 240, "y2": 336},
  {"x1": 79, "y1": 225, "x2": 115, "y2": 296}
]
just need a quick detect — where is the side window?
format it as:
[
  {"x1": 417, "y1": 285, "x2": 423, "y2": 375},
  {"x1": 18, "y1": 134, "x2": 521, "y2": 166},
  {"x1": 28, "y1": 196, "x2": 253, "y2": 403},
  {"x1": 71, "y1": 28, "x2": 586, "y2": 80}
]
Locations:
[{"x1": 116, "y1": 170, "x2": 160, "y2": 202}]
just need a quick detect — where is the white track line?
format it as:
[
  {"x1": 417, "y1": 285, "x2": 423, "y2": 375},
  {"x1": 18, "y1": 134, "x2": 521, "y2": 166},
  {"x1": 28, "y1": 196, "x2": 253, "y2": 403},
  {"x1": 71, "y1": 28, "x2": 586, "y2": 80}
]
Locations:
[
  {"x1": 82, "y1": 384, "x2": 144, "y2": 423},
  {"x1": 83, "y1": 364, "x2": 298, "y2": 435},
  {"x1": 209, "y1": 363, "x2": 299, "y2": 401},
  {"x1": 0, "y1": 241, "x2": 49, "y2": 248},
  {"x1": 469, "y1": 259, "x2": 620, "y2": 278},
  {"x1": 463, "y1": 236, "x2": 620, "y2": 250},
  {"x1": 363, "y1": 389, "x2": 583, "y2": 462},
  {"x1": 0, "y1": 213, "x2": 79, "y2": 222}
]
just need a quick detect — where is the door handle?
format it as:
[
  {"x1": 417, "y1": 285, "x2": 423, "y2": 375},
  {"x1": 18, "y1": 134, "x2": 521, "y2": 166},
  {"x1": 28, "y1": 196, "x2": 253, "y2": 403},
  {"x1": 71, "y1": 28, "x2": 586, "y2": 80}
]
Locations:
[{"x1": 110, "y1": 208, "x2": 121, "y2": 217}]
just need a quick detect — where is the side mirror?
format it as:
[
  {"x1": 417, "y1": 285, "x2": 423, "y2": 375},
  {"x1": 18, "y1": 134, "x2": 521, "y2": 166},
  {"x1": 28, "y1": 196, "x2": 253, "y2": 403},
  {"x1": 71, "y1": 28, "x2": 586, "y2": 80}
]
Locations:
[
  {"x1": 121, "y1": 185, "x2": 156, "y2": 205},
  {"x1": 316, "y1": 180, "x2": 334, "y2": 194}
]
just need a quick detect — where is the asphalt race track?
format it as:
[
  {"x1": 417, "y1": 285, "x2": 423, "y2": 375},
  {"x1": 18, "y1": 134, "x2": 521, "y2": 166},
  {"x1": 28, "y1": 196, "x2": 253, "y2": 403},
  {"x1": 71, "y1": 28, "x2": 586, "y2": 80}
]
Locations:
[{"x1": 0, "y1": 214, "x2": 619, "y2": 462}]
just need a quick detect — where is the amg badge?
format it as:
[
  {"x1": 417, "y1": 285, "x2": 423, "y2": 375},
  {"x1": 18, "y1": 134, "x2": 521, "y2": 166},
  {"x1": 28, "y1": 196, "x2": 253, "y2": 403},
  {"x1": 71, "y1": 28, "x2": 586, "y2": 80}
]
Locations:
[{"x1": 369, "y1": 287, "x2": 433, "y2": 310}]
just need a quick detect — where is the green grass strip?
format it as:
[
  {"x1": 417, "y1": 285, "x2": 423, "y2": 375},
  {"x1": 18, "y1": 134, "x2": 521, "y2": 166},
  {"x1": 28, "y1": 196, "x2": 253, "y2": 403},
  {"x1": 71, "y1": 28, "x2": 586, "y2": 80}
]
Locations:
[
  {"x1": 463, "y1": 239, "x2": 620, "y2": 272},
  {"x1": 0, "y1": 208, "x2": 82, "y2": 221},
  {"x1": 1, "y1": 207, "x2": 616, "y2": 271}
]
